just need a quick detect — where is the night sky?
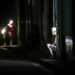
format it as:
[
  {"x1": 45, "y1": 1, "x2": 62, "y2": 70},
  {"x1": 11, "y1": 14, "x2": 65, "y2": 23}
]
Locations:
[{"x1": 0, "y1": 0, "x2": 16, "y2": 24}]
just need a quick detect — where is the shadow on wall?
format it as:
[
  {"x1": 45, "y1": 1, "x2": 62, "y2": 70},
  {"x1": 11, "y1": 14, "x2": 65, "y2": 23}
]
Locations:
[{"x1": 31, "y1": 24, "x2": 40, "y2": 49}]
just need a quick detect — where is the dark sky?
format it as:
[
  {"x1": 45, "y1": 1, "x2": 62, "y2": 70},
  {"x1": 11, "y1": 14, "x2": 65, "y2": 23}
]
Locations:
[{"x1": 0, "y1": 0, "x2": 16, "y2": 24}]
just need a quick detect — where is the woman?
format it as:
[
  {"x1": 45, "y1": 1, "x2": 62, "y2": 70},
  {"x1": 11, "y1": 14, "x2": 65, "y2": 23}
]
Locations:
[{"x1": 47, "y1": 27, "x2": 57, "y2": 57}]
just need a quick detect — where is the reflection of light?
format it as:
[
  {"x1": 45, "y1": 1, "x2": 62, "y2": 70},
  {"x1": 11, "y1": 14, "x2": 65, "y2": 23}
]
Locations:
[
  {"x1": 8, "y1": 20, "x2": 13, "y2": 26},
  {"x1": 65, "y1": 36, "x2": 73, "y2": 53},
  {"x1": 9, "y1": 20, "x2": 13, "y2": 24},
  {"x1": 1, "y1": 28, "x2": 6, "y2": 34}
]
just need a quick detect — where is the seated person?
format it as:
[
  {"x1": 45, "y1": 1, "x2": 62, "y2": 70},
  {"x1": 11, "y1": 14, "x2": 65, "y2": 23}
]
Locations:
[{"x1": 47, "y1": 27, "x2": 57, "y2": 57}]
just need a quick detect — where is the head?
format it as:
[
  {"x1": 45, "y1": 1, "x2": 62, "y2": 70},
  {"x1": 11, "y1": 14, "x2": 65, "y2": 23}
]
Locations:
[{"x1": 51, "y1": 27, "x2": 57, "y2": 36}]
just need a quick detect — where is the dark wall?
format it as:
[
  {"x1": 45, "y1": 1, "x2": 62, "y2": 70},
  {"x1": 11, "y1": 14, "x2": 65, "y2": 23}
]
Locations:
[
  {"x1": 19, "y1": 0, "x2": 41, "y2": 48},
  {"x1": 18, "y1": 0, "x2": 53, "y2": 47},
  {"x1": 43, "y1": 0, "x2": 49, "y2": 42},
  {"x1": 32, "y1": 0, "x2": 53, "y2": 44},
  {"x1": 64, "y1": 0, "x2": 72, "y2": 36},
  {"x1": 32, "y1": 0, "x2": 43, "y2": 46},
  {"x1": 72, "y1": 0, "x2": 74, "y2": 55}
]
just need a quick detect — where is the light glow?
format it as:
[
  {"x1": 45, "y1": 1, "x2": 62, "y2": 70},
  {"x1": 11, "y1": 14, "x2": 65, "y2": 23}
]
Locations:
[
  {"x1": 9, "y1": 20, "x2": 13, "y2": 24},
  {"x1": 1, "y1": 28, "x2": 6, "y2": 34},
  {"x1": 8, "y1": 20, "x2": 13, "y2": 27}
]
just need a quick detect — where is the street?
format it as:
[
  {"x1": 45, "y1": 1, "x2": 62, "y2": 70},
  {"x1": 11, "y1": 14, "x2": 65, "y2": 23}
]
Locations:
[{"x1": 0, "y1": 46, "x2": 74, "y2": 74}]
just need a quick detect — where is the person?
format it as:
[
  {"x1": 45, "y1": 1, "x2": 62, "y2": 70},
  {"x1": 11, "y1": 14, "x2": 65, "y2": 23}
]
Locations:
[{"x1": 47, "y1": 27, "x2": 57, "y2": 57}]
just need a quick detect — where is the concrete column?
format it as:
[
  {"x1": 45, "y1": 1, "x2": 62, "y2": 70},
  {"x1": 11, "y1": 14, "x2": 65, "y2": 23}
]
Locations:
[{"x1": 16, "y1": 0, "x2": 21, "y2": 45}]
